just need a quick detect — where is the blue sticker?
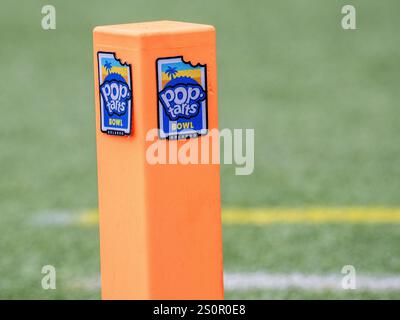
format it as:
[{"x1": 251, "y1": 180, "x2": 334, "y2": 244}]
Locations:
[
  {"x1": 157, "y1": 56, "x2": 208, "y2": 140},
  {"x1": 98, "y1": 52, "x2": 132, "y2": 136}
]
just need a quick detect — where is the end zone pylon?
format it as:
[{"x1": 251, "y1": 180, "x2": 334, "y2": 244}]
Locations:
[{"x1": 93, "y1": 21, "x2": 223, "y2": 299}]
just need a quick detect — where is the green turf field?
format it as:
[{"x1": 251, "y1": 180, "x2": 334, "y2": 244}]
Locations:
[{"x1": 1, "y1": 0, "x2": 400, "y2": 299}]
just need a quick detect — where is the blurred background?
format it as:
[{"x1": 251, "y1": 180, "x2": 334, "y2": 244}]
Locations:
[{"x1": 1, "y1": 0, "x2": 399, "y2": 299}]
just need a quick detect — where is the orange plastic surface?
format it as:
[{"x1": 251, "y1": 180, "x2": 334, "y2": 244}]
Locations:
[{"x1": 93, "y1": 21, "x2": 223, "y2": 299}]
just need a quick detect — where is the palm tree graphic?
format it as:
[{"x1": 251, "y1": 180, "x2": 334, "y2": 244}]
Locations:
[
  {"x1": 104, "y1": 61, "x2": 113, "y2": 74},
  {"x1": 165, "y1": 66, "x2": 178, "y2": 79}
]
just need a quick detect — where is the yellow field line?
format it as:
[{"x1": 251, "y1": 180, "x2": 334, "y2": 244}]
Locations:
[
  {"x1": 223, "y1": 208, "x2": 400, "y2": 225},
  {"x1": 77, "y1": 207, "x2": 400, "y2": 226},
  {"x1": 77, "y1": 209, "x2": 99, "y2": 226}
]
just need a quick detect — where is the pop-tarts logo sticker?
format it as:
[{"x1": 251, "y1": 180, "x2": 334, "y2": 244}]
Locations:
[
  {"x1": 97, "y1": 52, "x2": 132, "y2": 136},
  {"x1": 156, "y1": 56, "x2": 208, "y2": 140}
]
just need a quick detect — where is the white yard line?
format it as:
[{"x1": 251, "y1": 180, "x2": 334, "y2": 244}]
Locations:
[
  {"x1": 30, "y1": 210, "x2": 76, "y2": 226},
  {"x1": 69, "y1": 272, "x2": 400, "y2": 292},
  {"x1": 224, "y1": 272, "x2": 400, "y2": 291}
]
